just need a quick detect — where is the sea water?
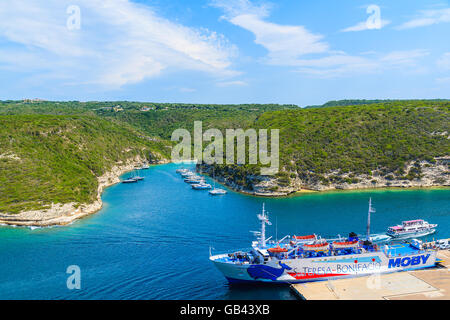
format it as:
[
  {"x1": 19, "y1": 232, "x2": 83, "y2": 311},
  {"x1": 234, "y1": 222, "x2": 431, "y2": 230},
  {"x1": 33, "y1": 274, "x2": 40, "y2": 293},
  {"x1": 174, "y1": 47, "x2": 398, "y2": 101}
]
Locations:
[{"x1": 0, "y1": 163, "x2": 448, "y2": 299}]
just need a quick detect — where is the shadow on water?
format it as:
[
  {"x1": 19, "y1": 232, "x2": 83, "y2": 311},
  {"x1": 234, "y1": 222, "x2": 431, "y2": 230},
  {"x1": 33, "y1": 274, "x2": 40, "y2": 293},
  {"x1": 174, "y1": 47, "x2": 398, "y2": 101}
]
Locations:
[{"x1": 224, "y1": 283, "x2": 297, "y2": 300}]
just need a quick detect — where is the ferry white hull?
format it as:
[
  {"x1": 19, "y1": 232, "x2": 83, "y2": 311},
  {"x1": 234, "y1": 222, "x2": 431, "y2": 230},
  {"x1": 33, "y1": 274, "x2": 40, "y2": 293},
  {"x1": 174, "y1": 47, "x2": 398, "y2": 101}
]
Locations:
[{"x1": 211, "y1": 250, "x2": 437, "y2": 284}]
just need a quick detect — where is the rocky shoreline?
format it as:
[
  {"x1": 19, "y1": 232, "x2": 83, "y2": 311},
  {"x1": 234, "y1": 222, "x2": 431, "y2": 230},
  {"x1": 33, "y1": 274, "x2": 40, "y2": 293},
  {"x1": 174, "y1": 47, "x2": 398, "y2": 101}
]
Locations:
[
  {"x1": 2, "y1": 157, "x2": 447, "y2": 227},
  {"x1": 198, "y1": 158, "x2": 450, "y2": 197},
  {"x1": 0, "y1": 156, "x2": 169, "y2": 227}
]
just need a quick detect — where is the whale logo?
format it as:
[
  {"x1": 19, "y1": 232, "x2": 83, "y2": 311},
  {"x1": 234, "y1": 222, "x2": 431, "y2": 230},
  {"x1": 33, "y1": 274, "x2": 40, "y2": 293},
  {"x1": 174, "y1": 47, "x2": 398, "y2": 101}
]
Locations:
[{"x1": 247, "y1": 261, "x2": 292, "y2": 281}]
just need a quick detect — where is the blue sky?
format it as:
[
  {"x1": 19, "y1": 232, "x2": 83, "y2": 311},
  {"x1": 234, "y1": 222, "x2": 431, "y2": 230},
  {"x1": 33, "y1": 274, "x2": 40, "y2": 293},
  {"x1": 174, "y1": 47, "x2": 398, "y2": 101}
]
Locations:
[{"x1": 0, "y1": 0, "x2": 449, "y2": 106}]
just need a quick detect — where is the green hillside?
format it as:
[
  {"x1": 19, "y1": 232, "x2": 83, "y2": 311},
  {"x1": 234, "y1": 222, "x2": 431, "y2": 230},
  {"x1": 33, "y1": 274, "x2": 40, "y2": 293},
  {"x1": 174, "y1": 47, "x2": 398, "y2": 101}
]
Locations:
[
  {"x1": 0, "y1": 101, "x2": 296, "y2": 214},
  {"x1": 0, "y1": 99, "x2": 449, "y2": 213},
  {"x1": 305, "y1": 99, "x2": 450, "y2": 109},
  {"x1": 0, "y1": 115, "x2": 170, "y2": 214},
  {"x1": 0, "y1": 101, "x2": 299, "y2": 139},
  {"x1": 207, "y1": 100, "x2": 450, "y2": 188}
]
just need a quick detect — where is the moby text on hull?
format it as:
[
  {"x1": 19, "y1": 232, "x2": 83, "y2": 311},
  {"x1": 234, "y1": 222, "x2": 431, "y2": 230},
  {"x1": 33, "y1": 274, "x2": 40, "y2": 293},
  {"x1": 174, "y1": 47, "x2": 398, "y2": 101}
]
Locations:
[{"x1": 210, "y1": 202, "x2": 438, "y2": 284}]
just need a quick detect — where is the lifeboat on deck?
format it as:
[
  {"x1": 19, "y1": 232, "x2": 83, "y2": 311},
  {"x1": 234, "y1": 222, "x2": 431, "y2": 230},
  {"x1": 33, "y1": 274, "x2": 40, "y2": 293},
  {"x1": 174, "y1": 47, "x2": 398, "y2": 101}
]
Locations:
[
  {"x1": 332, "y1": 240, "x2": 359, "y2": 249},
  {"x1": 293, "y1": 235, "x2": 316, "y2": 241},
  {"x1": 268, "y1": 246, "x2": 288, "y2": 253},
  {"x1": 303, "y1": 242, "x2": 329, "y2": 251}
]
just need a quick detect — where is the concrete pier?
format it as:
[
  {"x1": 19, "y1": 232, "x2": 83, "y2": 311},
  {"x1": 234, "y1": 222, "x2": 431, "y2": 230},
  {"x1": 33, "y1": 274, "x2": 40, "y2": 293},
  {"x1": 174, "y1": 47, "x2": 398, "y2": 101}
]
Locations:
[{"x1": 291, "y1": 250, "x2": 450, "y2": 300}]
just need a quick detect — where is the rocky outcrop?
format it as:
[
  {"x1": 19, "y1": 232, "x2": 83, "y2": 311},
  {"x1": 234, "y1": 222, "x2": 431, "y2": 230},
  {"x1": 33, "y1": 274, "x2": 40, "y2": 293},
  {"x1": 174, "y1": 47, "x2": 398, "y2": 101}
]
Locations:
[{"x1": 199, "y1": 158, "x2": 450, "y2": 197}]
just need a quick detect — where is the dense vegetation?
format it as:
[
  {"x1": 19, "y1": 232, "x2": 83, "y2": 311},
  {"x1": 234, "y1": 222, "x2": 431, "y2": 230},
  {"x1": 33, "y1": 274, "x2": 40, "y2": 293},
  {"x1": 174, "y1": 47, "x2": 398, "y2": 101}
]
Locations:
[
  {"x1": 0, "y1": 101, "x2": 295, "y2": 213},
  {"x1": 95, "y1": 103, "x2": 297, "y2": 139},
  {"x1": 0, "y1": 115, "x2": 169, "y2": 213},
  {"x1": 305, "y1": 99, "x2": 450, "y2": 109},
  {"x1": 0, "y1": 100, "x2": 298, "y2": 139},
  {"x1": 0, "y1": 99, "x2": 448, "y2": 212},
  {"x1": 206, "y1": 100, "x2": 450, "y2": 189}
]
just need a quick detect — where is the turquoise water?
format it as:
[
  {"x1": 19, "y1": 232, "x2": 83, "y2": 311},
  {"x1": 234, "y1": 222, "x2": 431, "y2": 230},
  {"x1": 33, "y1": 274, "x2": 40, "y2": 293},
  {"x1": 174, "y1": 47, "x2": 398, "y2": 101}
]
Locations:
[{"x1": 0, "y1": 163, "x2": 449, "y2": 300}]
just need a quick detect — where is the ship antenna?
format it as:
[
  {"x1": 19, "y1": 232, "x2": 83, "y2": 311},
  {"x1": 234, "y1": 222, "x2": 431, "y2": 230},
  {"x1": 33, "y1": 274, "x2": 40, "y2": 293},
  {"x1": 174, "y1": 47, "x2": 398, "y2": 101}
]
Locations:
[
  {"x1": 257, "y1": 203, "x2": 271, "y2": 248},
  {"x1": 275, "y1": 216, "x2": 278, "y2": 243},
  {"x1": 367, "y1": 198, "x2": 376, "y2": 240}
]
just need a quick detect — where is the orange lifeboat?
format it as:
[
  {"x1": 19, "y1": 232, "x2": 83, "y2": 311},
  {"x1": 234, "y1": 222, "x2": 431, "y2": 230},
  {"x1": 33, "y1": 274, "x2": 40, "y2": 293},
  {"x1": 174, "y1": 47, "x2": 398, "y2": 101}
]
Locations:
[
  {"x1": 303, "y1": 242, "x2": 329, "y2": 251},
  {"x1": 268, "y1": 246, "x2": 288, "y2": 253},
  {"x1": 293, "y1": 235, "x2": 316, "y2": 240},
  {"x1": 332, "y1": 240, "x2": 359, "y2": 249}
]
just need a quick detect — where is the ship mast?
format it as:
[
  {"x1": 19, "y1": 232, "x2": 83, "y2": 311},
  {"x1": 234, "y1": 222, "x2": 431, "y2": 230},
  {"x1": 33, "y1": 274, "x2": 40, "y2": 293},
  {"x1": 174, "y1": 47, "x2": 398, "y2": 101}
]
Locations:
[
  {"x1": 367, "y1": 198, "x2": 375, "y2": 240},
  {"x1": 257, "y1": 203, "x2": 271, "y2": 248}
]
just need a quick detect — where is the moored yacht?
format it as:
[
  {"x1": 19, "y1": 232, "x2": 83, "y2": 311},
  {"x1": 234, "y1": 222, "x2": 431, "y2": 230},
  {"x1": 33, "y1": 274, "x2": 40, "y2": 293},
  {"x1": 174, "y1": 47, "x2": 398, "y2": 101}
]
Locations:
[
  {"x1": 184, "y1": 176, "x2": 204, "y2": 184},
  {"x1": 209, "y1": 188, "x2": 227, "y2": 195},
  {"x1": 192, "y1": 183, "x2": 212, "y2": 190},
  {"x1": 122, "y1": 177, "x2": 138, "y2": 183}
]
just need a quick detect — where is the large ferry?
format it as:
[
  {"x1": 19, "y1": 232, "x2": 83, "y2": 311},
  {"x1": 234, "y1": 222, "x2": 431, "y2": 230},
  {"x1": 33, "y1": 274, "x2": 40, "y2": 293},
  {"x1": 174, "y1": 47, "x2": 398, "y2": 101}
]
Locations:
[
  {"x1": 210, "y1": 203, "x2": 438, "y2": 284},
  {"x1": 386, "y1": 219, "x2": 437, "y2": 239}
]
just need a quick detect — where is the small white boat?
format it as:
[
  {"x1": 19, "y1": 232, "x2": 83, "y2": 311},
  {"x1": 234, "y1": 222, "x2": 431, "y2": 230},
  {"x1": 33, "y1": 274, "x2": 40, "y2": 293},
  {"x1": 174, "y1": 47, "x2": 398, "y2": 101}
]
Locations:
[
  {"x1": 209, "y1": 188, "x2": 227, "y2": 195},
  {"x1": 208, "y1": 168, "x2": 226, "y2": 195},
  {"x1": 176, "y1": 168, "x2": 189, "y2": 174},
  {"x1": 185, "y1": 177, "x2": 205, "y2": 184},
  {"x1": 181, "y1": 171, "x2": 195, "y2": 177},
  {"x1": 141, "y1": 164, "x2": 150, "y2": 169},
  {"x1": 192, "y1": 183, "x2": 212, "y2": 190},
  {"x1": 122, "y1": 178, "x2": 138, "y2": 184}
]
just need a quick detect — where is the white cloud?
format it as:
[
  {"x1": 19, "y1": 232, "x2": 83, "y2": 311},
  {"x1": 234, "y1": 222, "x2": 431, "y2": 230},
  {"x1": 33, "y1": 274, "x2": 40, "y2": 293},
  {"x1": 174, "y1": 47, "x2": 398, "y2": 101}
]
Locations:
[
  {"x1": 212, "y1": 0, "x2": 429, "y2": 78},
  {"x1": 216, "y1": 80, "x2": 248, "y2": 87},
  {"x1": 0, "y1": 0, "x2": 238, "y2": 88},
  {"x1": 179, "y1": 87, "x2": 197, "y2": 93},
  {"x1": 396, "y1": 8, "x2": 450, "y2": 29},
  {"x1": 437, "y1": 52, "x2": 450, "y2": 70},
  {"x1": 436, "y1": 77, "x2": 450, "y2": 84},
  {"x1": 341, "y1": 19, "x2": 390, "y2": 32},
  {"x1": 211, "y1": 0, "x2": 328, "y2": 65},
  {"x1": 293, "y1": 50, "x2": 430, "y2": 78}
]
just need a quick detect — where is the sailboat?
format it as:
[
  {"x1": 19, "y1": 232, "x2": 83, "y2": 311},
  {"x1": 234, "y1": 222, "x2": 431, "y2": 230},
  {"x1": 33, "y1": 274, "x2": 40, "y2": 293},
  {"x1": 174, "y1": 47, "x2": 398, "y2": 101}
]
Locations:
[
  {"x1": 122, "y1": 176, "x2": 138, "y2": 183},
  {"x1": 209, "y1": 167, "x2": 227, "y2": 195},
  {"x1": 133, "y1": 169, "x2": 144, "y2": 181}
]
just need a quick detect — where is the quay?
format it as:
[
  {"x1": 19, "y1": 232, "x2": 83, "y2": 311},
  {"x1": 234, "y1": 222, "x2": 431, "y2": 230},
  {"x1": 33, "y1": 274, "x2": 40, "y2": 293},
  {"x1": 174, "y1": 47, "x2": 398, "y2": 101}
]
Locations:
[{"x1": 291, "y1": 250, "x2": 450, "y2": 300}]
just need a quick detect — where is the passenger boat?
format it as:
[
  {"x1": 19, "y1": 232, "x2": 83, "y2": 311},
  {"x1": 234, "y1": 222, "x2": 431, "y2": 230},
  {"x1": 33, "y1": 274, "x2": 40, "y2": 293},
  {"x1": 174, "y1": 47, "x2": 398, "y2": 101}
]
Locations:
[
  {"x1": 210, "y1": 202, "x2": 438, "y2": 284},
  {"x1": 386, "y1": 219, "x2": 437, "y2": 239}
]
